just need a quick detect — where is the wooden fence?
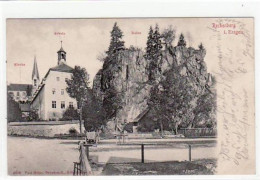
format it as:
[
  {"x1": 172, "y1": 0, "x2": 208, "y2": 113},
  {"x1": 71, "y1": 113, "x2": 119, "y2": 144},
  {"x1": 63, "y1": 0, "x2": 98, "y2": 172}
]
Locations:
[
  {"x1": 73, "y1": 142, "x2": 92, "y2": 176},
  {"x1": 178, "y1": 128, "x2": 217, "y2": 138}
]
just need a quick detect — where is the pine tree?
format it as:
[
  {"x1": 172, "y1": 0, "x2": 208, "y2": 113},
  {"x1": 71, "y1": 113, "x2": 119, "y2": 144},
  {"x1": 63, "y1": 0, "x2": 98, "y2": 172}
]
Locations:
[
  {"x1": 177, "y1": 33, "x2": 186, "y2": 47},
  {"x1": 199, "y1": 43, "x2": 204, "y2": 50},
  {"x1": 153, "y1": 24, "x2": 162, "y2": 59},
  {"x1": 107, "y1": 22, "x2": 125, "y2": 56},
  {"x1": 145, "y1": 26, "x2": 154, "y2": 60},
  {"x1": 145, "y1": 24, "x2": 163, "y2": 81},
  {"x1": 101, "y1": 22, "x2": 126, "y2": 126}
]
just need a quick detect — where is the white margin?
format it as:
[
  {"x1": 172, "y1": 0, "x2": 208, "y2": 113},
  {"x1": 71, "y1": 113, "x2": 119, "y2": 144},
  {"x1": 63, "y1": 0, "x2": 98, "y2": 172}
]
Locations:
[{"x1": 0, "y1": 0, "x2": 259, "y2": 180}]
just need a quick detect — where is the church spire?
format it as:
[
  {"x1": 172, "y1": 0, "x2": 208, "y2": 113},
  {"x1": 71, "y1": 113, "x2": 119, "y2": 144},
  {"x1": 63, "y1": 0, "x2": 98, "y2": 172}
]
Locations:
[
  {"x1": 32, "y1": 56, "x2": 40, "y2": 95},
  {"x1": 57, "y1": 41, "x2": 66, "y2": 65},
  {"x1": 32, "y1": 55, "x2": 40, "y2": 80}
]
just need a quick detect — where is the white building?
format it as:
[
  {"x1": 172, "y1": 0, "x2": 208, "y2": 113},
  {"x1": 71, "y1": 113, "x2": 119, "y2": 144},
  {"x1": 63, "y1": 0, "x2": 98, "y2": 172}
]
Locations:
[
  {"x1": 7, "y1": 83, "x2": 32, "y2": 103},
  {"x1": 30, "y1": 43, "x2": 77, "y2": 120}
]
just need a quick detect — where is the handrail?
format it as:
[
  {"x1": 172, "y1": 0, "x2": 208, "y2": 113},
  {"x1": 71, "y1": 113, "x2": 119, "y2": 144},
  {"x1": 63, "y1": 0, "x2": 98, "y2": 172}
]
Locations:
[{"x1": 78, "y1": 142, "x2": 92, "y2": 175}]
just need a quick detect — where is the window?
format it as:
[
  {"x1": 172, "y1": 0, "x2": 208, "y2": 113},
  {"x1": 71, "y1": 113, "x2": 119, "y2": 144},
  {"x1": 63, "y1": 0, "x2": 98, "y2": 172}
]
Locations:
[
  {"x1": 17, "y1": 92, "x2": 20, "y2": 96},
  {"x1": 34, "y1": 79, "x2": 37, "y2": 86},
  {"x1": 61, "y1": 101, "x2": 65, "y2": 109},
  {"x1": 65, "y1": 78, "x2": 68, "y2": 82},
  {"x1": 61, "y1": 89, "x2": 64, "y2": 95},
  {"x1": 52, "y1": 88, "x2": 56, "y2": 95},
  {"x1": 69, "y1": 102, "x2": 73, "y2": 108},
  {"x1": 56, "y1": 77, "x2": 60, "y2": 81},
  {"x1": 52, "y1": 101, "x2": 56, "y2": 108},
  {"x1": 8, "y1": 92, "x2": 14, "y2": 97}
]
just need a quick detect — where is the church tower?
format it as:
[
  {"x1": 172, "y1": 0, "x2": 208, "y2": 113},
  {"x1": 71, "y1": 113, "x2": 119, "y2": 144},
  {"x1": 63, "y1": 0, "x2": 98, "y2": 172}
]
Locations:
[
  {"x1": 57, "y1": 41, "x2": 66, "y2": 65},
  {"x1": 32, "y1": 56, "x2": 40, "y2": 95}
]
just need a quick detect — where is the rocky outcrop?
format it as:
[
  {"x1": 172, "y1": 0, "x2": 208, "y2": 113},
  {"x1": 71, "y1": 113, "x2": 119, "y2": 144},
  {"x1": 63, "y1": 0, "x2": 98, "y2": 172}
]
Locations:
[
  {"x1": 93, "y1": 45, "x2": 213, "y2": 130},
  {"x1": 94, "y1": 48, "x2": 151, "y2": 127},
  {"x1": 92, "y1": 69, "x2": 103, "y2": 101}
]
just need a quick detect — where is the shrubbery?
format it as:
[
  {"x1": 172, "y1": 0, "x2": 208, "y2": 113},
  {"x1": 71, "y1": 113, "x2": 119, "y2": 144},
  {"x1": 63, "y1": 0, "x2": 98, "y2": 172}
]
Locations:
[
  {"x1": 61, "y1": 107, "x2": 79, "y2": 121},
  {"x1": 26, "y1": 108, "x2": 40, "y2": 121}
]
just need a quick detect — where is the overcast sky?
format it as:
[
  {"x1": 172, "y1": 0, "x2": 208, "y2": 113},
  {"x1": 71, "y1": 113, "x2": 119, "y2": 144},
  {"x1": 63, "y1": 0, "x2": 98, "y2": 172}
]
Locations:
[{"x1": 7, "y1": 18, "x2": 224, "y2": 86}]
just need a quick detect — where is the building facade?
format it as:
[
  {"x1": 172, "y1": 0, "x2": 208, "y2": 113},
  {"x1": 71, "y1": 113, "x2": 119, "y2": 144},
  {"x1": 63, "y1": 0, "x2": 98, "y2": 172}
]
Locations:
[
  {"x1": 7, "y1": 84, "x2": 32, "y2": 103},
  {"x1": 30, "y1": 44, "x2": 77, "y2": 120}
]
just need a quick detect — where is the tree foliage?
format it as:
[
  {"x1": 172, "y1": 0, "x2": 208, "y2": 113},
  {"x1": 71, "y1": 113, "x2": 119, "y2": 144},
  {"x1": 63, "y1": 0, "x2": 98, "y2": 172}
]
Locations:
[
  {"x1": 148, "y1": 66, "x2": 198, "y2": 134},
  {"x1": 61, "y1": 107, "x2": 79, "y2": 121},
  {"x1": 199, "y1": 43, "x2": 205, "y2": 50},
  {"x1": 177, "y1": 33, "x2": 186, "y2": 47},
  {"x1": 145, "y1": 30, "x2": 216, "y2": 134},
  {"x1": 145, "y1": 24, "x2": 163, "y2": 82},
  {"x1": 102, "y1": 86, "x2": 125, "y2": 120},
  {"x1": 148, "y1": 58, "x2": 216, "y2": 133},
  {"x1": 161, "y1": 25, "x2": 176, "y2": 47},
  {"x1": 100, "y1": 22, "x2": 126, "y2": 122},
  {"x1": 107, "y1": 22, "x2": 125, "y2": 57},
  {"x1": 27, "y1": 108, "x2": 40, "y2": 122},
  {"x1": 66, "y1": 65, "x2": 90, "y2": 133},
  {"x1": 82, "y1": 89, "x2": 106, "y2": 131},
  {"x1": 7, "y1": 93, "x2": 22, "y2": 122},
  {"x1": 66, "y1": 66, "x2": 90, "y2": 106}
]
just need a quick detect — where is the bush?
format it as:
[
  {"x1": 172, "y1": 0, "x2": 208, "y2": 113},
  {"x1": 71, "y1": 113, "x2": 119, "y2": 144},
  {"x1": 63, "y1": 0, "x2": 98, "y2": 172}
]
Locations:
[
  {"x1": 61, "y1": 107, "x2": 79, "y2": 121},
  {"x1": 69, "y1": 127, "x2": 77, "y2": 135},
  {"x1": 124, "y1": 122, "x2": 133, "y2": 133},
  {"x1": 26, "y1": 108, "x2": 40, "y2": 121}
]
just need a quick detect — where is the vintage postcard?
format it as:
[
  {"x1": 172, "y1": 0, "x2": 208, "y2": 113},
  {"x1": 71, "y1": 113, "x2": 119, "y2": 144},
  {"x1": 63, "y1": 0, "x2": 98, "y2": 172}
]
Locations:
[{"x1": 6, "y1": 18, "x2": 254, "y2": 176}]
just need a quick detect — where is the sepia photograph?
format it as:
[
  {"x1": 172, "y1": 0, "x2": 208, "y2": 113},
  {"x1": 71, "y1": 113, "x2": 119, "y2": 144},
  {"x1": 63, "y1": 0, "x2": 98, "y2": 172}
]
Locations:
[{"x1": 6, "y1": 17, "x2": 254, "y2": 176}]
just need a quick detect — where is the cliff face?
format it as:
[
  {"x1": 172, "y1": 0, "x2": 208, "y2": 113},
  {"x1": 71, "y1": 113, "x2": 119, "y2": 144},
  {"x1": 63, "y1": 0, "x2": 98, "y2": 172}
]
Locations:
[
  {"x1": 93, "y1": 45, "x2": 210, "y2": 129},
  {"x1": 117, "y1": 49, "x2": 150, "y2": 124},
  {"x1": 94, "y1": 49, "x2": 151, "y2": 127}
]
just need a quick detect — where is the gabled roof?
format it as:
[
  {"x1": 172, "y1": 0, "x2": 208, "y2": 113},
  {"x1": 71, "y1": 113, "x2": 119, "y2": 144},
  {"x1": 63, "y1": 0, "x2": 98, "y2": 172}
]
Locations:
[
  {"x1": 133, "y1": 108, "x2": 150, "y2": 122},
  {"x1": 30, "y1": 84, "x2": 45, "y2": 104},
  {"x1": 43, "y1": 63, "x2": 73, "y2": 79},
  {"x1": 32, "y1": 56, "x2": 40, "y2": 80},
  {"x1": 8, "y1": 84, "x2": 32, "y2": 92},
  {"x1": 50, "y1": 63, "x2": 73, "y2": 72},
  {"x1": 31, "y1": 63, "x2": 73, "y2": 104}
]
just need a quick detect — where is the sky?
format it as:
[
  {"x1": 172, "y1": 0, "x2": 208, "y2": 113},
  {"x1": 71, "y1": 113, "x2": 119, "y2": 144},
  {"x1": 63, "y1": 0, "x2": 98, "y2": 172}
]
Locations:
[{"x1": 6, "y1": 18, "x2": 220, "y2": 86}]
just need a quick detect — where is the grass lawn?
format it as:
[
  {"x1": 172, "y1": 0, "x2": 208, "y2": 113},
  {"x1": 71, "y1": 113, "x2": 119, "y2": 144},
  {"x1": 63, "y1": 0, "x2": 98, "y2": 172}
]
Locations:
[{"x1": 101, "y1": 158, "x2": 217, "y2": 175}]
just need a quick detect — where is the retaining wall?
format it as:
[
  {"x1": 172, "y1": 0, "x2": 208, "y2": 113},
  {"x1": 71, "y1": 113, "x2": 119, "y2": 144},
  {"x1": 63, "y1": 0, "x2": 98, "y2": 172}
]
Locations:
[{"x1": 8, "y1": 121, "x2": 82, "y2": 138}]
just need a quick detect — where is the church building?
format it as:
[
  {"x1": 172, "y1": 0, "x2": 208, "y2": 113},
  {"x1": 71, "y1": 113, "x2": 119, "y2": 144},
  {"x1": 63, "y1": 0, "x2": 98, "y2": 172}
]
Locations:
[{"x1": 30, "y1": 43, "x2": 77, "y2": 120}]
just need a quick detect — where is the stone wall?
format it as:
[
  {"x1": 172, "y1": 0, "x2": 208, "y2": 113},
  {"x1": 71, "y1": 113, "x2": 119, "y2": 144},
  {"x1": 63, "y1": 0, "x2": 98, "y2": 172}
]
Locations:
[{"x1": 8, "y1": 121, "x2": 81, "y2": 138}]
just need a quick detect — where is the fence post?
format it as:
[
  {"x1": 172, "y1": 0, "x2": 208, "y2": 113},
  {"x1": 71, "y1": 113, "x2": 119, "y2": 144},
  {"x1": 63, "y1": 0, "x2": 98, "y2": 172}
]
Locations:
[
  {"x1": 141, "y1": 144, "x2": 144, "y2": 163},
  {"x1": 188, "y1": 145, "x2": 191, "y2": 161},
  {"x1": 84, "y1": 144, "x2": 91, "y2": 160},
  {"x1": 73, "y1": 163, "x2": 76, "y2": 175}
]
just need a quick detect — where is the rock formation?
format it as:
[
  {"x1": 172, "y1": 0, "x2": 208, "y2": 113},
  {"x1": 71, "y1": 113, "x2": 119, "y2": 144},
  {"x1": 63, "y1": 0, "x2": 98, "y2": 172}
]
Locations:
[{"x1": 93, "y1": 43, "x2": 215, "y2": 131}]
